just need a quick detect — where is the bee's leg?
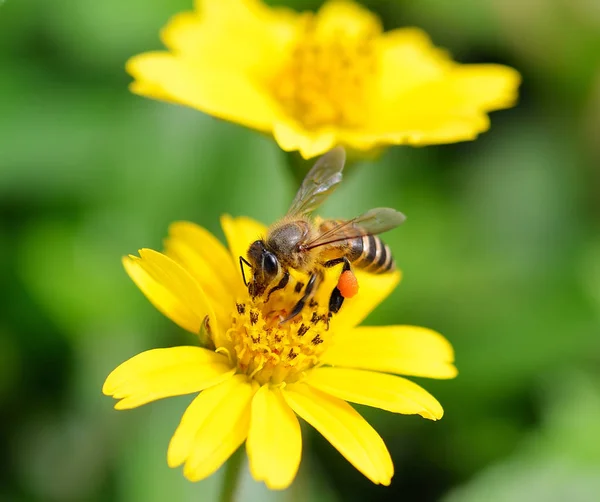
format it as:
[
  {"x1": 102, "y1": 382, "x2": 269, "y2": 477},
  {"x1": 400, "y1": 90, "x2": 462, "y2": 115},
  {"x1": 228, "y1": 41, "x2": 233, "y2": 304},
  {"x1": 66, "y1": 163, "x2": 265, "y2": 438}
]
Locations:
[
  {"x1": 324, "y1": 257, "x2": 352, "y2": 314},
  {"x1": 239, "y1": 256, "x2": 252, "y2": 287},
  {"x1": 280, "y1": 272, "x2": 319, "y2": 324},
  {"x1": 265, "y1": 272, "x2": 289, "y2": 302},
  {"x1": 324, "y1": 257, "x2": 351, "y2": 271},
  {"x1": 329, "y1": 288, "x2": 345, "y2": 314}
]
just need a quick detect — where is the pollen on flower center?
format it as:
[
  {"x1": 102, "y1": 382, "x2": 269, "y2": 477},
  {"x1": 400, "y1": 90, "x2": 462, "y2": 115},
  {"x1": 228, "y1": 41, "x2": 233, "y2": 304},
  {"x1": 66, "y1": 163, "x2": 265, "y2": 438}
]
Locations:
[
  {"x1": 226, "y1": 289, "x2": 332, "y2": 386},
  {"x1": 271, "y1": 14, "x2": 378, "y2": 129}
]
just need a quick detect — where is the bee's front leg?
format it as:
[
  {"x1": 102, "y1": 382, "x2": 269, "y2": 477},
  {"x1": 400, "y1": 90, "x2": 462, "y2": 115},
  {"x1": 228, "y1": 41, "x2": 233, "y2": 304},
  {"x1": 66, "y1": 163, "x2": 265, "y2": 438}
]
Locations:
[
  {"x1": 265, "y1": 272, "x2": 290, "y2": 302},
  {"x1": 324, "y1": 257, "x2": 352, "y2": 314},
  {"x1": 280, "y1": 272, "x2": 320, "y2": 324}
]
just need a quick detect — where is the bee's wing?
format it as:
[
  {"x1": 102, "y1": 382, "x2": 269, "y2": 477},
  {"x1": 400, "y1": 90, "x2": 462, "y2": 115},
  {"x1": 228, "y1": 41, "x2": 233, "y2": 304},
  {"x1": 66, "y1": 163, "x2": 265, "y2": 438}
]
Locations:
[
  {"x1": 287, "y1": 147, "x2": 346, "y2": 217},
  {"x1": 305, "y1": 208, "x2": 406, "y2": 250}
]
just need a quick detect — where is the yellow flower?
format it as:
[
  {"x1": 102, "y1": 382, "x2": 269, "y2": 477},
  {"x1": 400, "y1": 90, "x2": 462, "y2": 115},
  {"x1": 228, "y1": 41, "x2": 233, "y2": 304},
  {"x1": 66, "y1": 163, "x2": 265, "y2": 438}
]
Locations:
[
  {"x1": 126, "y1": 0, "x2": 520, "y2": 159},
  {"x1": 103, "y1": 216, "x2": 457, "y2": 489}
]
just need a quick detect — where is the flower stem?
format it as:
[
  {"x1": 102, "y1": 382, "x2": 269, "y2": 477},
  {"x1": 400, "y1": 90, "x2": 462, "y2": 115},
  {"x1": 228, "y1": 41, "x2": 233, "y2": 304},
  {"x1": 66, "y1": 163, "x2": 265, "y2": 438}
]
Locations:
[{"x1": 219, "y1": 447, "x2": 245, "y2": 502}]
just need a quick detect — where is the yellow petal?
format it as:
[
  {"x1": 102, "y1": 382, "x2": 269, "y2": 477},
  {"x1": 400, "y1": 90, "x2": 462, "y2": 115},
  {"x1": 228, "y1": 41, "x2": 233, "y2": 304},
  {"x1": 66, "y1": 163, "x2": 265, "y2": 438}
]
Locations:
[
  {"x1": 164, "y1": 222, "x2": 243, "y2": 332},
  {"x1": 443, "y1": 64, "x2": 521, "y2": 111},
  {"x1": 220, "y1": 215, "x2": 267, "y2": 273},
  {"x1": 102, "y1": 346, "x2": 234, "y2": 409},
  {"x1": 283, "y1": 383, "x2": 393, "y2": 485},
  {"x1": 367, "y1": 31, "x2": 521, "y2": 146},
  {"x1": 377, "y1": 29, "x2": 521, "y2": 113},
  {"x1": 126, "y1": 52, "x2": 279, "y2": 131},
  {"x1": 315, "y1": 0, "x2": 381, "y2": 40},
  {"x1": 123, "y1": 250, "x2": 219, "y2": 338},
  {"x1": 167, "y1": 221, "x2": 237, "y2": 288},
  {"x1": 168, "y1": 375, "x2": 256, "y2": 481},
  {"x1": 129, "y1": 80, "x2": 177, "y2": 104},
  {"x1": 247, "y1": 386, "x2": 302, "y2": 490},
  {"x1": 331, "y1": 269, "x2": 401, "y2": 332},
  {"x1": 339, "y1": 114, "x2": 490, "y2": 150},
  {"x1": 322, "y1": 325, "x2": 457, "y2": 379},
  {"x1": 377, "y1": 28, "x2": 452, "y2": 101},
  {"x1": 160, "y1": 11, "x2": 203, "y2": 54},
  {"x1": 306, "y1": 367, "x2": 443, "y2": 420},
  {"x1": 162, "y1": 2, "x2": 297, "y2": 75},
  {"x1": 273, "y1": 122, "x2": 336, "y2": 159}
]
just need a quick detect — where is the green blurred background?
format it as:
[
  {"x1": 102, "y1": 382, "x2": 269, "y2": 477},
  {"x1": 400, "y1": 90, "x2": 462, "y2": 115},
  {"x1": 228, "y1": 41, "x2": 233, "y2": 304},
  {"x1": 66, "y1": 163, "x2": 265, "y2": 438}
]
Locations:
[{"x1": 2, "y1": 0, "x2": 600, "y2": 500}]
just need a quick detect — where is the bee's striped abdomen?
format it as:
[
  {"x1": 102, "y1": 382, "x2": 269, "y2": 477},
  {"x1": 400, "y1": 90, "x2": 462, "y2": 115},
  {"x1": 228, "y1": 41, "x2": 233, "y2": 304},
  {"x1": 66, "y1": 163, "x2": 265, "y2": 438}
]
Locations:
[
  {"x1": 318, "y1": 220, "x2": 395, "y2": 274},
  {"x1": 354, "y1": 234, "x2": 395, "y2": 274}
]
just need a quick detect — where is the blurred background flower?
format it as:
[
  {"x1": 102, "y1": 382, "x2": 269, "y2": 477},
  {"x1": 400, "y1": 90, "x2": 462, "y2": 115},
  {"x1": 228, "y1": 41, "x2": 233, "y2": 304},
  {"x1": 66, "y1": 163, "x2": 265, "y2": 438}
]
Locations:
[
  {"x1": 0, "y1": 0, "x2": 599, "y2": 501},
  {"x1": 128, "y1": 0, "x2": 520, "y2": 159}
]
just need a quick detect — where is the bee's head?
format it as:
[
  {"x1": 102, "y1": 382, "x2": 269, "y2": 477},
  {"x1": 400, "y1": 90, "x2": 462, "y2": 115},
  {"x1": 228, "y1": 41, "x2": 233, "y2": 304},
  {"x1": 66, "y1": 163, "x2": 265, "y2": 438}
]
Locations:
[{"x1": 245, "y1": 240, "x2": 280, "y2": 297}]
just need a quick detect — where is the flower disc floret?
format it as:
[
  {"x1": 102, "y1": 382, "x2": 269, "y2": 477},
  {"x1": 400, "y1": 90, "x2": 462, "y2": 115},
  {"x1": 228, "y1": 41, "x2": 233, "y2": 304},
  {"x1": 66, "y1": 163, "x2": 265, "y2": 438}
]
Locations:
[{"x1": 229, "y1": 289, "x2": 332, "y2": 385}]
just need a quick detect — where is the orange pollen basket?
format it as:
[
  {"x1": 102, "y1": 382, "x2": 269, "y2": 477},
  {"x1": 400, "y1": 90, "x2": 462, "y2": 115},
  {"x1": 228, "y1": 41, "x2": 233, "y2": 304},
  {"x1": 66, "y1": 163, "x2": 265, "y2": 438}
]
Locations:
[{"x1": 338, "y1": 269, "x2": 359, "y2": 298}]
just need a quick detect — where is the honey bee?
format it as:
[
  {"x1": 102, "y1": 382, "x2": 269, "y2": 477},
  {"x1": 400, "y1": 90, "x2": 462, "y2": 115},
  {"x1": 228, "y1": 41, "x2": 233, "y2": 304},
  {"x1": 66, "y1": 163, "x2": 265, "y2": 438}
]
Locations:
[{"x1": 240, "y1": 146, "x2": 405, "y2": 322}]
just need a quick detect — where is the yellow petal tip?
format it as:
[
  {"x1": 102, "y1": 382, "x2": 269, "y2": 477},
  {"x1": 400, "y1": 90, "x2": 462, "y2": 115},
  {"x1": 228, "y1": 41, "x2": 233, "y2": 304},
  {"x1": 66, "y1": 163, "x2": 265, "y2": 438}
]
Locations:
[
  {"x1": 102, "y1": 381, "x2": 114, "y2": 396},
  {"x1": 113, "y1": 400, "x2": 130, "y2": 410},
  {"x1": 166, "y1": 449, "x2": 183, "y2": 469},
  {"x1": 421, "y1": 408, "x2": 444, "y2": 421},
  {"x1": 264, "y1": 480, "x2": 294, "y2": 491}
]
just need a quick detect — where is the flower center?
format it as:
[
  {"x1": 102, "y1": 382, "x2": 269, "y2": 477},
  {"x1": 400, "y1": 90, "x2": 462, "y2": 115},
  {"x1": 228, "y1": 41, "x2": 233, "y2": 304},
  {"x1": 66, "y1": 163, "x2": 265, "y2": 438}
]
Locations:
[
  {"x1": 271, "y1": 14, "x2": 378, "y2": 129},
  {"x1": 226, "y1": 280, "x2": 332, "y2": 386}
]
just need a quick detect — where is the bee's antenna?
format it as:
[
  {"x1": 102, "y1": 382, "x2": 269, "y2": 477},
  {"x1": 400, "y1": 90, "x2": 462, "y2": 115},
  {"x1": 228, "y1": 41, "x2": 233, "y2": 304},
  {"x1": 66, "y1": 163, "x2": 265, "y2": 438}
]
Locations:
[{"x1": 239, "y1": 256, "x2": 252, "y2": 287}]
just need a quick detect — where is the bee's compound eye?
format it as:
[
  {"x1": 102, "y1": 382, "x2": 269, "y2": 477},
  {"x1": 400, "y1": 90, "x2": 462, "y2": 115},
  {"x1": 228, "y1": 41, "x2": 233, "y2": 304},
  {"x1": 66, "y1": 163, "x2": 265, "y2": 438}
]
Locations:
[{"x1": 263, "y1": 253, "x2": 279, "y2": 277}]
